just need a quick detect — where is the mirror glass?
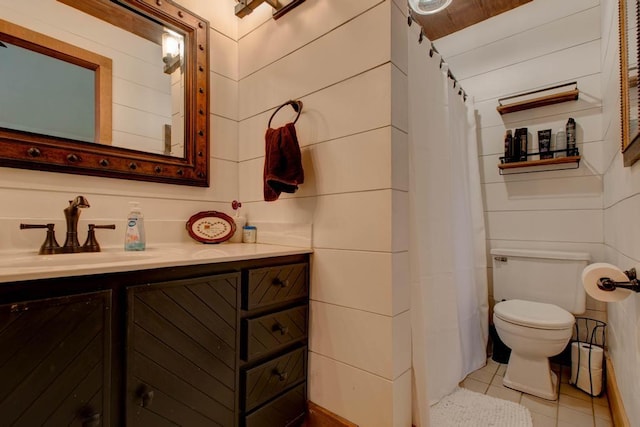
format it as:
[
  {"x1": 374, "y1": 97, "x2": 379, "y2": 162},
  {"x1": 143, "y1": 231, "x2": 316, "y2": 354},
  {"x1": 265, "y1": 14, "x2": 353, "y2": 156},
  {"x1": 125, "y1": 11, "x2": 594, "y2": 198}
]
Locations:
[
  {"x1": 0, "y1": 41, "x2": 96, "y2": 143},
  {"x1": 620, "y1": 0, "x2": 640, "y2": 166},
  {"x1": 0, "y1": 0, "x2": 209, "y2": 186}
]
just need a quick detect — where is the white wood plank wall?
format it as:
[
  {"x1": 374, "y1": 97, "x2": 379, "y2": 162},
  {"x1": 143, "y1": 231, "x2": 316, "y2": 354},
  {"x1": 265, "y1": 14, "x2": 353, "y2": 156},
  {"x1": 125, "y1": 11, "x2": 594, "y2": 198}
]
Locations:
[
  {"x1": 238, "y1": 1, "x2": 411, "y2": 425},
  {"x1": 600, "y1": 0, "x2": 640, "y2": 422}
]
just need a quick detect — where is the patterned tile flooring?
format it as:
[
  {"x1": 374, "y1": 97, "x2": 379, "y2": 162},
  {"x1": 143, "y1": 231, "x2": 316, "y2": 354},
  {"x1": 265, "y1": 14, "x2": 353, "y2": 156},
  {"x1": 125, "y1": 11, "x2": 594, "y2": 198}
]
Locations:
[{"x1": 460, "y1": 359, "x2": 613, "y2": 427}]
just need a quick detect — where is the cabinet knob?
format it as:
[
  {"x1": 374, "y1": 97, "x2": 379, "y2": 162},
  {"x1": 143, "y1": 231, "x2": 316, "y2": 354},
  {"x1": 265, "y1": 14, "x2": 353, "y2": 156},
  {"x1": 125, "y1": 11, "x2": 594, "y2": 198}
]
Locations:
[
  {"x1": 272, "y1": 278, "x2": 290, "y2": 288},
  {"x1": 78, "y1": 406, "x2": 101, "y2": 427},
  {"x1": 272, "y1": 321, "x2": 289, "y2": 336},
  {"x1": 82, "y1": 413, "x2": 101, "y2": 427},
  {"x1": 272, "y1": 369, "x2": 288, "y2": 382},
  {"x1": 137, "y1": 385, "x2": 155, "y2": 408}
]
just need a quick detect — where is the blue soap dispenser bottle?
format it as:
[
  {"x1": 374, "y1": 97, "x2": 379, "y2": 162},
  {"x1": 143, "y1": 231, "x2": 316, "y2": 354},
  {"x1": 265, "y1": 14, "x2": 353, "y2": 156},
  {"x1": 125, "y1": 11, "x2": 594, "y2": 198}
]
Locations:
[{"x1": 124, "y1": 201, "x2": 146, "y2": 251}]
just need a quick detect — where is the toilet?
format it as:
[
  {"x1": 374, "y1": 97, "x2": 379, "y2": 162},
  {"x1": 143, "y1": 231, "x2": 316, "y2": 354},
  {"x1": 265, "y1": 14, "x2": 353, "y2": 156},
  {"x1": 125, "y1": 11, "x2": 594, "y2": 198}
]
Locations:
[{"x1": 491, "y1": 248, "x2": 590, "y2": 400}]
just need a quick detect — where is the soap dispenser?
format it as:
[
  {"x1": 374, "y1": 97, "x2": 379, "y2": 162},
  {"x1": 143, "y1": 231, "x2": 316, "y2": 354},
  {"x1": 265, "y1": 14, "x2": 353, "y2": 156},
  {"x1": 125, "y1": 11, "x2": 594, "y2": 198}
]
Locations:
[
  {"x1": 229, "y1": 200, "x2": 245, "y2": 243},
  {"x1": 124, "y1": 202, "x2": 146, "y2": 251}
]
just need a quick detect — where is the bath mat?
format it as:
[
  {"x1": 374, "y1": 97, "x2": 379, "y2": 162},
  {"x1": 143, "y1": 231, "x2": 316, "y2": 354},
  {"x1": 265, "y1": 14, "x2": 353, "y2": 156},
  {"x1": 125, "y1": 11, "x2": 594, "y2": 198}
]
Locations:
[{"x1": 430, "y1": 387, "x2": 532, "y2": 427}]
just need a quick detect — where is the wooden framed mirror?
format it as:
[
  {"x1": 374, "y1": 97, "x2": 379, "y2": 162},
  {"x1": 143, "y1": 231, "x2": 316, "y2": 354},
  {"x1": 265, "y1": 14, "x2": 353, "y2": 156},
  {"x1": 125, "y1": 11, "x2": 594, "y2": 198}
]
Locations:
[
  {"x1": 0, "y1": 0, "x2": 210, "y2": 186},
  {"x1": 620, "y1": 0, "x2": 640, "y2": 166}
]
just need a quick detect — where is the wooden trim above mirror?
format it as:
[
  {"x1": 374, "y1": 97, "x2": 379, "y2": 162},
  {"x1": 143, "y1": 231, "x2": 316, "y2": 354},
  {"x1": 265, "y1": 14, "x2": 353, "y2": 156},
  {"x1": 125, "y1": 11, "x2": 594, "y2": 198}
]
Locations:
[{"x1": 0, "y1": 0, "x2": 210, "y2": 186}]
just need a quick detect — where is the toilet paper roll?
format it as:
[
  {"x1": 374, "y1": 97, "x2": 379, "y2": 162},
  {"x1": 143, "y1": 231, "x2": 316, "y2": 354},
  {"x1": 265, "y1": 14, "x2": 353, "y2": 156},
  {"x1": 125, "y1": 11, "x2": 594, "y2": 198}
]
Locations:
[
  {"x1": 571, "y1": 342, "x2": 603, "y2": 371},
  {"x1": 571, "y1": 342, "x2": 604, "y2": 396},
  {"x1": 581, "y1": 263, "x2": 632, "y2": 302}
]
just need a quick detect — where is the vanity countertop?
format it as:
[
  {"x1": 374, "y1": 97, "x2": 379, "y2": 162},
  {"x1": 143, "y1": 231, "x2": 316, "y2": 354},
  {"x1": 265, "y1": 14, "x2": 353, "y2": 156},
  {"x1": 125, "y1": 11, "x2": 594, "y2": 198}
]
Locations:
[{"x1": 0, "y1": 243, "x2": 312, "y2": 284}]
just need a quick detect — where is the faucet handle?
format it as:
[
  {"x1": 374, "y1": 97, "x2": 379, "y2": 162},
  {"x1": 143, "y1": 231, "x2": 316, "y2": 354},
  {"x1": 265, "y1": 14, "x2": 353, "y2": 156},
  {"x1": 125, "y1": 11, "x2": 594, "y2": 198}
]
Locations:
[
  {"x1": 82, "y1": 224, "x2": 116, "y2": 252},
  {"x1": 20, "y1": 223, "x2": 61, "y2": 255},
  {"x1": 20, "y1": 223, "x2": 53, "y2": 229},
  {"x1": 92, "y1": 224, "x2": 116, "y2": 230}
]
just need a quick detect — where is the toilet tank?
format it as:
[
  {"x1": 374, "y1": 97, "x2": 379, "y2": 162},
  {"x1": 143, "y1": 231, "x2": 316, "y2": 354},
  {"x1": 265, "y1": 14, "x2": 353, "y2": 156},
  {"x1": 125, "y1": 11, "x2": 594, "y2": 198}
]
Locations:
[{"x1": 491, "y1": 248, "x2": 590, "y2": 314}]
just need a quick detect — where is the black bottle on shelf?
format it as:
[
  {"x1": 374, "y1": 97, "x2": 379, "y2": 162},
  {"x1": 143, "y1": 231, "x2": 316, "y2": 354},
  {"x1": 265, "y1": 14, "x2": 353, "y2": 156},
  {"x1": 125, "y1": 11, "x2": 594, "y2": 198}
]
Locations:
[
  {"x1": 566, "y1": 118, "x2": 576, "y2": 156},
  {"x1": 504, "y1": 130, "x2": 514, "y2": 162},
  {"x1": 515, "y1": 128, "x2": 528, "y2": 161}
]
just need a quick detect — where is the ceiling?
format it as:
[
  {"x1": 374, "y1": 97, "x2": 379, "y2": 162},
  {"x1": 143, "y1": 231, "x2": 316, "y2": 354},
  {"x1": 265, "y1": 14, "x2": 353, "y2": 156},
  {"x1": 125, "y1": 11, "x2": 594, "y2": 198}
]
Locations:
[{"x1": 415, "y1": 0, "x2": 533, "y2": 41}]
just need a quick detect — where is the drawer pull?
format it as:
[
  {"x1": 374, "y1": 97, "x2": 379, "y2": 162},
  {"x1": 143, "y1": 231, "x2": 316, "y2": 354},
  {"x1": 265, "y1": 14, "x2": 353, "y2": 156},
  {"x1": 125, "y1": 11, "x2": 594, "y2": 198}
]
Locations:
[
  {"x1": 272, "y1": 278, "x2": 290, "y2": 288},
  {"x1": 272, "y1": 321, "x2": 289, "y2": 335},
  {"x1": 272, "y1": 369, "x2": 289, "y2": 382}
]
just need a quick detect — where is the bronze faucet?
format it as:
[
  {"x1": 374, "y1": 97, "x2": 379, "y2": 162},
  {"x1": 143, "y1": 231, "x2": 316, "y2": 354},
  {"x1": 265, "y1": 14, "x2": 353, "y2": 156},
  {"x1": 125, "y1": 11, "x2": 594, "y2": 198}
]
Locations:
[
  {"x1": 62, "y1": 195, "x2": 90, "y2": 252},
  {"x1": 20, "y1": 196, "x2": 115, "y2": 254}
]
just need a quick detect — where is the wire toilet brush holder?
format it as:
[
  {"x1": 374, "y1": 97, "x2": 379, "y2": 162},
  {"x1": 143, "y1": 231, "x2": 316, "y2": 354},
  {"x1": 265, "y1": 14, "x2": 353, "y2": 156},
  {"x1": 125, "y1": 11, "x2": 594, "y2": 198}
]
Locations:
[{"x1": 570, "y1": 317, "x2": 607, "y2": 397}]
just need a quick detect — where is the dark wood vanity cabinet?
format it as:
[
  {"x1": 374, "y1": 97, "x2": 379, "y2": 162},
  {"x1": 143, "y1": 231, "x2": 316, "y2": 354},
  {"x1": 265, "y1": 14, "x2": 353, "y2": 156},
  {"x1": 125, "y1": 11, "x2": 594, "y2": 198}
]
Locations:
[
  {"x1": 0, "y1": 291, "x2": 111, "y2": 427},
  {"x1": 0, "y1": 253, "x2": 309, "y2": 426},
  {"x1": 126, "y1": 273, "x2": 239, "y2": 426}
]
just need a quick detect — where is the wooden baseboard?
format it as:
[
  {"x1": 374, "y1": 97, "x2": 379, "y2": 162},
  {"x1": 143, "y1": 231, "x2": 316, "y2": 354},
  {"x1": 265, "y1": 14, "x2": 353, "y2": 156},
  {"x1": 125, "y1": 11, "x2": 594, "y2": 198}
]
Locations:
[
  {"x1": 606, "y1": 354, "x2": 630, "y2": 427},
  {"x1": 304, "y1": 401, "x2": 359, "y2": 427}
]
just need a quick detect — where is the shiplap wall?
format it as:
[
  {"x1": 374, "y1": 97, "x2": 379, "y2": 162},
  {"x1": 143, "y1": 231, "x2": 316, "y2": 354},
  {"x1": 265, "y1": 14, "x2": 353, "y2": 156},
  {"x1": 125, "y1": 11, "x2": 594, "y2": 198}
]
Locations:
[
  {"x1": 0, "y1": 0, "x2": 239, "y2": 252},
  {"x1": 237, "y1": 1, "x2": 411, "y2": 425},
  {"x1": 601, "y1": 0, "x2": 640, "y2": 422},
  {"x1": 436, "y1": 0, "x2": 607, "y2": 324}
]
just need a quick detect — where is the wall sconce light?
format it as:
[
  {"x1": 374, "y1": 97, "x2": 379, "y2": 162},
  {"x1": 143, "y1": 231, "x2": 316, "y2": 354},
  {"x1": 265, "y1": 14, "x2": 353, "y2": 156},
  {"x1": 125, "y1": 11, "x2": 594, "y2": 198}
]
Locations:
[
  {"x1": 408, "y1": 0, "x2": 453, "y2": 15},
  {"x1": 235, "y1": 0, "x2": 305, "y2": 20},
  {"x1": 162, "y1": 29, "x2": 183, "y2": 75}
]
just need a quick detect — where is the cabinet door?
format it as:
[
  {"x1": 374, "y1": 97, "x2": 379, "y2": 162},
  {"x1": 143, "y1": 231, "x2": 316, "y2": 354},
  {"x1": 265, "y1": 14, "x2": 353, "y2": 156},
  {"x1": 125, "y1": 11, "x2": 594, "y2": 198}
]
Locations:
[
  {"x1": 0, "y1": 290, "x2": 111, "y2": 427},
  {"x1": 126, "y1": 273, "x2": 239, "y2": 427}
]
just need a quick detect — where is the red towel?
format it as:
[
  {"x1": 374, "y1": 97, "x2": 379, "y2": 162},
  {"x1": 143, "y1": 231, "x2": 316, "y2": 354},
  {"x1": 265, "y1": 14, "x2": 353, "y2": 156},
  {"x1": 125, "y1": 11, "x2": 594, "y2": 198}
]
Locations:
[{"x1": 264, "y1": 122, "x2": 304, "y2": 202}]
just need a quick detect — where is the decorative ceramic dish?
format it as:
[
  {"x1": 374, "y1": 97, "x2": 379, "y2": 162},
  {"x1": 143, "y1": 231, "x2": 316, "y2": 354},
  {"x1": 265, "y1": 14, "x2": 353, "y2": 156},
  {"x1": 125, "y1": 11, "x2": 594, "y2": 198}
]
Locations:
[{"x1": 186, "y1": 211, "x2": 236, "y2": 244}]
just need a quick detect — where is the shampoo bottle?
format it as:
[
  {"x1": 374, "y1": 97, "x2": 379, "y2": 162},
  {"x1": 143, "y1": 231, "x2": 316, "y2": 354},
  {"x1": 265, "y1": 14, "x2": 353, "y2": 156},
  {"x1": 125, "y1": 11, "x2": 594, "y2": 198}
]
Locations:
[
  {"x1": 556, "y1": 129, "x2": 567, "y2": 158},
  {"x1": 124, "y1": 202, "x2": 146, "y2": 251}
]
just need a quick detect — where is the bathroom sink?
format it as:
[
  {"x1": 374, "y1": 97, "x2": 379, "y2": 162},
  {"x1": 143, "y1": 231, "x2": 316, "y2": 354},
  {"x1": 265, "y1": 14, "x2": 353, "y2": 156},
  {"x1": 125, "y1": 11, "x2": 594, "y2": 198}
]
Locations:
[{"x1": 3, "y1": 251, "x2": 157, "y2": 268}]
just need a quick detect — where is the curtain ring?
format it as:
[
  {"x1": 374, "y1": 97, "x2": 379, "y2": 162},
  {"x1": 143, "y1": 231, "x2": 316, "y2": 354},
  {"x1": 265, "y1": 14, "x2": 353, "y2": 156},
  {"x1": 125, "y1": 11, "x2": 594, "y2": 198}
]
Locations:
[
  {"x1": 407, "y1": 15, "x2": 412, "y2": 26},
  {"x1": 429, "y1": 48, "x2": 433, "y2": 57},
  {"x1": 418, "y1": 30, "x2": 424, "y2": 43}
]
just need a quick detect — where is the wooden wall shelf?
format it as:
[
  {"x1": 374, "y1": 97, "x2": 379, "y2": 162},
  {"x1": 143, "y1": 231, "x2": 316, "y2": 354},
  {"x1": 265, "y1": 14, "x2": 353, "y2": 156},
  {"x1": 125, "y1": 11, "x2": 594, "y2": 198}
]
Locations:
[
  {"x1": 497, "y1": 82, "x2": 579, "y2": 115},
  {"x1": 498, "y1": 155, "x2": 581, "y2": 174}
]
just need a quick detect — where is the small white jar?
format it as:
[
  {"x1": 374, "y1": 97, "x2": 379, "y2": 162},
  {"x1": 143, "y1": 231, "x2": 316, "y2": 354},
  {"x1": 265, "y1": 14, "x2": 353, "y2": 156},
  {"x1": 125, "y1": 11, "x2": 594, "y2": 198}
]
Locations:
[{"x1": 242, "y1": 225, "x2": 257, "y2": 243}]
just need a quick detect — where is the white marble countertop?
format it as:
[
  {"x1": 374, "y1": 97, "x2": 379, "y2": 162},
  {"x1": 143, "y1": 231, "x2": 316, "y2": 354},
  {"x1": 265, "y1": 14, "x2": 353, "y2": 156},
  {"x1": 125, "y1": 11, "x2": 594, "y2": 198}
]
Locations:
[{"x1": 0, "y1": 242, "x2": 312, "y2": 284}]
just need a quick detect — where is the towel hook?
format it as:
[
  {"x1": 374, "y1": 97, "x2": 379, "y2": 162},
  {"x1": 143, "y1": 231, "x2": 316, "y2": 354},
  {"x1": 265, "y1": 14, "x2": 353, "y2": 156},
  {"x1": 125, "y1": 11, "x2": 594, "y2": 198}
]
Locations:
[{"x1": 268, "y1": 100, "x2": 303, "y2": 128}]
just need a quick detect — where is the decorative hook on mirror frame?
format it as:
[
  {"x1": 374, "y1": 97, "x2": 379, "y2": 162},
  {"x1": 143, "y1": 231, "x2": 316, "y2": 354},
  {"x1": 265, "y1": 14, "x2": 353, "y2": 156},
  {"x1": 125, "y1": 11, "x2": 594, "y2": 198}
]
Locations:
[
  {"x1": 597, "y1": 268, "x2": 640, "y2": 293},
  {"x1": 268, "y1": 100, "x2": 303, "y2": 128}
]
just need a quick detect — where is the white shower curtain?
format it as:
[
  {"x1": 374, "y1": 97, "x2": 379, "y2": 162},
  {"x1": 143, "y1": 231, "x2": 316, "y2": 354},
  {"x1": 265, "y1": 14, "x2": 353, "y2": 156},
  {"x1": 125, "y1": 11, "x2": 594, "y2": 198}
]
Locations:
[{"x1": 408, "y1": 25, "x2": 489, "y2": 427}]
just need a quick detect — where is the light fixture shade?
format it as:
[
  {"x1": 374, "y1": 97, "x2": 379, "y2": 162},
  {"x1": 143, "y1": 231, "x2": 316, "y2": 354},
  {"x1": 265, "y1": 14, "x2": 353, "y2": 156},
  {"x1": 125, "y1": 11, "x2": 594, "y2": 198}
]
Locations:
[{"x1": 408, "y1": 0, "x2": 453, "y2": 15}]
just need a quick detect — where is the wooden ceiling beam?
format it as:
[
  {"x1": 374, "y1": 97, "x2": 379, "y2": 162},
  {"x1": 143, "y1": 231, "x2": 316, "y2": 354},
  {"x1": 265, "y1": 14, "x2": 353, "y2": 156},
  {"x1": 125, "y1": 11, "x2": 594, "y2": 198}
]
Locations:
[{"x1": 416, "y1": 0, "x2": 533, "y2": 41}]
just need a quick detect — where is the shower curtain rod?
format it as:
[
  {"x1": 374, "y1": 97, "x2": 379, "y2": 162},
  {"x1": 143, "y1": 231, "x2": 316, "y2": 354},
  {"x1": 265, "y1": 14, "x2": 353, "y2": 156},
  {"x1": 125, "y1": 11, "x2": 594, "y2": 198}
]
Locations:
[{"x1": 407, "y1": 12, "x2": 467, "y2": 102}]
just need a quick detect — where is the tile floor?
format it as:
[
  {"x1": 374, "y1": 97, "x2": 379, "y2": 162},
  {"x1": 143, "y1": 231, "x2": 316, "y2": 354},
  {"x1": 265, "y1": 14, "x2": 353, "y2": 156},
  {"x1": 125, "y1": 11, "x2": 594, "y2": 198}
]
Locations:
[{"x1": 461, "y1": 359, "x2": 612, "y2": 427}]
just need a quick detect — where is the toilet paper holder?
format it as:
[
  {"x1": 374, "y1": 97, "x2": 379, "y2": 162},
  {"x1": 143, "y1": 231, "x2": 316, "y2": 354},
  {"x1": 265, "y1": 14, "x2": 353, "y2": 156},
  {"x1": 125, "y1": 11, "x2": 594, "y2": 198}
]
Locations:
[{"x1": 597, "y1": 268, "x2": 640, "y2": 293}]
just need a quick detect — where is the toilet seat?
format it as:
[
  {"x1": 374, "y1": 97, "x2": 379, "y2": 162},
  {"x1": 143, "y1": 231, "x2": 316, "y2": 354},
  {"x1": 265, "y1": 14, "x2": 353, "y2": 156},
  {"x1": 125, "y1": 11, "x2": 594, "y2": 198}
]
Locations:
[{"x1": 494, "y1": 299, "x2": 574, "y2": 330}]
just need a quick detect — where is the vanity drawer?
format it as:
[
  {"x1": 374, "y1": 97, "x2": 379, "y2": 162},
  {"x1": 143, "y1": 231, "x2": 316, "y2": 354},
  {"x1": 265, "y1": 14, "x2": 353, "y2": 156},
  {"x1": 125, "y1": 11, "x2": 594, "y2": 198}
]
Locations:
[
  {"x1": 243, "y1": 305, "x2": 308, "y2": 361},
  {"x1": 244, "y1": 383, "x2": 306, "y2": 427},
  {"x1": 243, "y1": 346, "x2": 307, "y2": 412},
  {"x1": 244, "y1": 263, "x2": 308, "y2": 310}
]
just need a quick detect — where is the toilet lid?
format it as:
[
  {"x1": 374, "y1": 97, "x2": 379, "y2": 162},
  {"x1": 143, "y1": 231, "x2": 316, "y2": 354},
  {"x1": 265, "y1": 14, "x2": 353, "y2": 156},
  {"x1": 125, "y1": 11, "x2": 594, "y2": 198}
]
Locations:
[{"x1": 494, "y1": 299, "x2": 574, "y2": 330}]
